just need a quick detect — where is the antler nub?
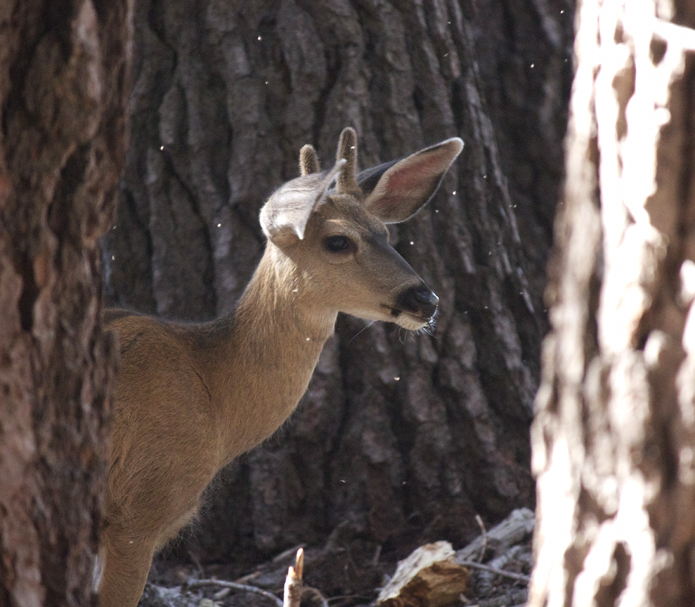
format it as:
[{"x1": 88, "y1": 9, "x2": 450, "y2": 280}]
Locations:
[
  {"x1": 336, "y1": 127, "x2": 360, "y2": 194},
  {"x1": 299, "y1": 144, "x2": 321, "y2": 176}
]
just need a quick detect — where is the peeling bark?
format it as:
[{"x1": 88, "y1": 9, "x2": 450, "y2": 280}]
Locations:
[
  {"x1": 530, "y1": 2, "x2": 695, "y2": 605},
  {"x1": 0, "y1": 2, "x2": 132, "y2": 606}
]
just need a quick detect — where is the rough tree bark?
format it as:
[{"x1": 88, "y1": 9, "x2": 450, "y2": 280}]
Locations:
[
  {"x1": 531, "y1": 1, "x2": 695, "y2": 606},
  {"x1": 103, "y1": 0, "x2": 573, "y2": 596},
  {"x1": 0, "y1": 2, "x2": 131, "y2": 606}
]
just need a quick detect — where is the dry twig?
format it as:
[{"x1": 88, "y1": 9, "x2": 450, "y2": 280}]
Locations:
[
  {"x1": 474, "y1": 514, "x2": 488, "y2": 562},
  {"x1": 456, "y1": 560, "x2": 530, "y2": 583},
  {"x1": 283, "y1": 548, "x2": 304, "y2": 607},
  {"x1": 281, "y1": 547, "x2": 330, "y2": 607},
  {"x1": 455, "y1": 508, "x2": 534, "y2": 563},
  {"x1": 186, "y1": 578, "x2": 283, "y2": 606},
  {"x1": 302, "y1": 586, "x2": 330, "y2": 607}
]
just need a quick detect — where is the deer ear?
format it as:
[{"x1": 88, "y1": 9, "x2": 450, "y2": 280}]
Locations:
[
  {"x1": 360, "y1": 137, "x2": 463, "y2": 223},
  {"x1": 259, "y1": 159, "x2": 346, "y2": 244}
]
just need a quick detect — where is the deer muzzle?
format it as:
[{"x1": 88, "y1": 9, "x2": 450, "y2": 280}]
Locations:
[{"x1": 395, "y1": 284, "x2": 439, "y2": 321}]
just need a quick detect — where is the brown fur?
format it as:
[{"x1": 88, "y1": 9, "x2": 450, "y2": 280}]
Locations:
[{"x1": 98, "y1": 129, "x2": 462, "y2": 607}]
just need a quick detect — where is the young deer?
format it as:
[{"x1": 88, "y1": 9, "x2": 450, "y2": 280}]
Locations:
[{"x1": 99, "y1": 128, "x2": 463, "y2": 607}]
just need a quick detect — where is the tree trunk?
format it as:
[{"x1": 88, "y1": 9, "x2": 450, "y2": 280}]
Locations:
[
  {"x1": 531, "y1": 1, "x2": 695, "y2": 605},
  {"x1": 103, "y1": 0, "x2": 573, "y2": 595},
  {"x1": 0, "y1": 2, "x2": 132, "y2": 606}
]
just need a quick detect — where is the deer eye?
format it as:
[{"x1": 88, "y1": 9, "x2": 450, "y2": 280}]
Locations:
[{"x1": 323, "y1": 235, "x2": 353, "y2": 253}]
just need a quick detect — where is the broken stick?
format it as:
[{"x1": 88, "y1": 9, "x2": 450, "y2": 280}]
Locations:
[{"x1": 283, "y1": 548, "x2": 305, "y2": 607}]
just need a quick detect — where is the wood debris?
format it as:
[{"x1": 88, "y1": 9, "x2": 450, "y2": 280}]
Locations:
[
  {"x1": 283, "y1": 548, "x2": 304, "y2": 607},
  {"x1": 376, "y1": 541, "x2": 469, "y2": 607},
  {"x1": 139, "y1": 508, "x2": 534, "y2": 607}
]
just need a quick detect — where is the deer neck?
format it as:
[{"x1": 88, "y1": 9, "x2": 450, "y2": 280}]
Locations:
[{"x1": 211, "y1": 245, "x2": 336, "y2": 462}]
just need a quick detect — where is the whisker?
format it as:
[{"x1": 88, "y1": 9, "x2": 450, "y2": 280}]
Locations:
[{"x1": 348, "y1": 320, "x2": 376, "y2": 344}]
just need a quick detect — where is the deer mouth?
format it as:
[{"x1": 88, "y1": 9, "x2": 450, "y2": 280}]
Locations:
[
  {"x1": 382, "y1": 304, "x2": 435, "y2": 329},
  {"x1": 385, "y1": 305, "x2": 403, "y2": 318}
]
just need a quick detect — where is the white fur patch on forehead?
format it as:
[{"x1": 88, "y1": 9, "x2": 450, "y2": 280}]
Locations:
[{"x1": 260, "y1": 159, "x2": 346, "y2": 242}]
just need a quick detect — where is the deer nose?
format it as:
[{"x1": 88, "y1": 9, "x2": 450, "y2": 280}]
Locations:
[{"x1": 396, "y1": 284, "x2": 439, "y2": 319}]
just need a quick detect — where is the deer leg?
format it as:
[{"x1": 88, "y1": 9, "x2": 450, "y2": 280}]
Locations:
[{"x1": 98, "y1": 530, "x2": 155, "y2": 607}]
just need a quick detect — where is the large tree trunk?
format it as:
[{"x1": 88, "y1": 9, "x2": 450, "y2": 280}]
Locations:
[
  {"x1": 531, "y1": 1, "x2": 695, "y2": 605},
  {"x1": 103, "y1": 0, "x2": 573, "y2": 596},
  {"x1": 0, "y1": 2, "x2": 132, "y2": 606}
]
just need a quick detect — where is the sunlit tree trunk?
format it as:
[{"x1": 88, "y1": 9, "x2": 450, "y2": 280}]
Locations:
[
  {"x1": 0, "y1": 2, "x2": 132, "y2": 606},
  {"x1": 531, "y1": 1, "x2": 695, "y2": 605}
]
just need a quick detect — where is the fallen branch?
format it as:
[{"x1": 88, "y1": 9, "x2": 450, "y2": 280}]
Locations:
[
  {"x1": 186, "y1": 578, "x2": 283, "y2": 607},
  {"x1": 455, "y1": 508, "x2": 534, "y2": 563}
]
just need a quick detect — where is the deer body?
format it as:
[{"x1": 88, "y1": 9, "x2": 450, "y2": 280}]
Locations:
[{"x1": 98, "y1": 129, "x2": 462, "y2": 607}]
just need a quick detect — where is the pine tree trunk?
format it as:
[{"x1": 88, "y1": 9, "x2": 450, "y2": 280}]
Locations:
[
  {"x1": 0, "y1": 2, "x2": 132, "y2": 606},
  {"x1": 103, "y1": 0, "x2": 573, "y2": 594},
  {"x1": 531, "y1": 1, "x2": 695, "y2": 605}
]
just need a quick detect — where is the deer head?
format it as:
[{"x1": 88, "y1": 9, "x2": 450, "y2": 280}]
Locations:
[{"x1": 259, "y1": 128, "x2": 463, "y2": 331}]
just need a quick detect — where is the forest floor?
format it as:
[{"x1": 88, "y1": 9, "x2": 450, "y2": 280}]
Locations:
[{"x1": 139, "y1": 509, "x2": 533, "y2": 607}]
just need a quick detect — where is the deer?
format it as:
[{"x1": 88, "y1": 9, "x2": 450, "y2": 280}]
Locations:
[{"x1": 98, "y1": 127, "x2": 463, "y2": 607}]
